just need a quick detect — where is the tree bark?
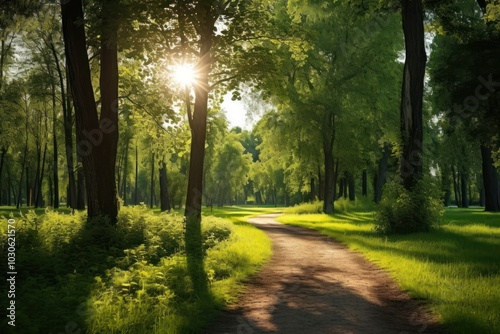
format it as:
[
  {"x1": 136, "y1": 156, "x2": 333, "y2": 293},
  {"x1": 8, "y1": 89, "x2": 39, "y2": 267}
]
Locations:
[
  {"x1": 61, "y1": 0, "x2": 118, "y2": 223},
  {"x1": 400, "y1": 0, "x2": 427, "y2": 190},
  {"x1": 481, "y1": 144, "x2": 500, "y2": 211},
  {"x1": 159, "y1": 161, "x2": 171, "y2": 212}
]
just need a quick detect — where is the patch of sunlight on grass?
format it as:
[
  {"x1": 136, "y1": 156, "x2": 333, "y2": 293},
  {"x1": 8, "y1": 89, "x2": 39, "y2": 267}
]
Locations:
[
  {"x1": 204, "y1": 206, "x2": 284, "y2": 224},
  {"x1": 277, "y1": 209, "x2": 500, "y2": 334}
]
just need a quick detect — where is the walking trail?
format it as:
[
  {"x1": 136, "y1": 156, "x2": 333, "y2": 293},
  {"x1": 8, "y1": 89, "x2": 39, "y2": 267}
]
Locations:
[{"x1": 204, "y1": 214, "x2": 445, "y2": 334}]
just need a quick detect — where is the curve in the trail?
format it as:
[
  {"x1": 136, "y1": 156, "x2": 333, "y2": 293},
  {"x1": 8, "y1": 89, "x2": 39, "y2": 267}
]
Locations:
[{"x1": 204, "y1": 214, "x2": 445, "y2": 334}]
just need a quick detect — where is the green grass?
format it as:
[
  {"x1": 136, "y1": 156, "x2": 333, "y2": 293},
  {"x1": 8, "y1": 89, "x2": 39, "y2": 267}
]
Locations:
[
  {"x1": 277, "y1": 207, "x2": 500, "y2": 334},
  {"x1": 203, "y1": 205, "x2": 284, "y2": 223},
  {"x1": 0, "y1": 205, "x2": 276, "y2": 333}
]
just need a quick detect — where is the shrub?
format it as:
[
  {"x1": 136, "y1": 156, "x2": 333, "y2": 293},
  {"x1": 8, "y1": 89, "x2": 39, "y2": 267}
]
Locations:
[
  {"x1": 375, "y1": 178, "x2": 444, "y2": 234},
  {"x1": 201, "y1": 216, "x2": 234, "y2": 251}
]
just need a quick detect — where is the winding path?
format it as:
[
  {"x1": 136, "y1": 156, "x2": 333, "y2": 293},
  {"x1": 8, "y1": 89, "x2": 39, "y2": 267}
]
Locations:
[{"x1": 203, "y1": 214, "x2": 445, "y2": 334}]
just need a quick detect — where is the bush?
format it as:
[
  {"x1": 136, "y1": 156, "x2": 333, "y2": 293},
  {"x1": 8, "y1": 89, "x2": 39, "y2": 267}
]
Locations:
[
  {"x1": 375, "y1": 178, "x2": 444, "y2": 234},
  {"x1": 201, "y1": 216, "x2": 234, "y2": 251}
]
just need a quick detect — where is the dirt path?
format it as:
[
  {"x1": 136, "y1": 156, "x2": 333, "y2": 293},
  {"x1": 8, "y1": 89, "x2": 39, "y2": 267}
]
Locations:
[{"x1": 203, "y1": 214, "x2": 445, "y2": 334}]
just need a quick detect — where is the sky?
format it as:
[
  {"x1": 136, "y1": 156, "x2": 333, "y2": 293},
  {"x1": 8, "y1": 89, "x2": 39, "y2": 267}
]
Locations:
[
  {"x1": 221, "y1": 95, "x2": 252, "y2": 130},
  {"x1": 221, "y1": 91, "x2": 269, "y2": 131}
]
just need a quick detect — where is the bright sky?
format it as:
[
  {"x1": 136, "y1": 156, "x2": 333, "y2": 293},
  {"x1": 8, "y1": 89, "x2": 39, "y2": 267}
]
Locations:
[{"x1": 221, "y1": 92, "x2": 264, "y2": 131}]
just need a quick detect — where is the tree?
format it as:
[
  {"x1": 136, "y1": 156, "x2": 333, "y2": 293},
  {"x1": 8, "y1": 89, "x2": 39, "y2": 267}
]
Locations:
[
  {"x1": 246, "y1": 0, "x2": 402, "y2": 213},
  {"x1": 428, "y1": 1, "x2": 500, "y2": 211},
  {"x1": 60, "y1": 0, "x2": 120, "y2": 223},
  {"x1": 399, "y1": 0, "x2": 427, "y2": 190}
]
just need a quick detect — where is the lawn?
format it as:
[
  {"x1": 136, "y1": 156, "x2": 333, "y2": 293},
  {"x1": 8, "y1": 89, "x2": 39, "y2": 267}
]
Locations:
[
  {"x1": 0, "y1": 205, "x2": 277, "y2": 333},
  {"x1": 277, "y1": 207, "x2": 500, "y2": 334}
]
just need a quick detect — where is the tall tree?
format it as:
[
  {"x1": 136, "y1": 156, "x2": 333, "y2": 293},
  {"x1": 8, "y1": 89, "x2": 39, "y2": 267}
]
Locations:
[{"x1": 399, "y1": 0, "x2": 427, "y2": 190}]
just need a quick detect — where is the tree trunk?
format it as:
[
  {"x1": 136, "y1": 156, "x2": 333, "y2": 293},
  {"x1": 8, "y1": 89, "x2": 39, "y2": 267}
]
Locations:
[
  {"x1": 122, "y1": 139, "x2": 129, "y2": 205},
  {"x1": 481, "y1": 144, "x2": 500, "y2": 211},
  {"x1": 17, "y1": 150, "x2": 27, "y2": 209},
  {"x1": 322, "y1": 112, "x2": 335, "y2": 214},
  {"x1": 348, "y1": 172, "x2": 355, "y2": 201},
  {"x1": 317, "y1": 165, "x2": 324, "y2": 201},
  {"x1": 150, "y1": 153, "x2": 155, "y2": 208},
  {"x1": 135, "y1": 145, "x2": 138, "y2": 204},
  {"x1": 183, "y1": 4, "x2": 216, "y2": 297},
  {"x1": 461, "y1": 172, "x2": 469, "y2": 208},
  {"x1": 76, "y1": 160, "x2": 85, "y2": 210},
  {"x1": 95, "y1": 2, "x2": 119, "y2": 220},
  {"x1": 479, "y1": 187, "x2": 485, "y2": 207},
  {"x1": 7, "y1": 168, "x2": 12, "y2": 206},
  {"x1": 57, "y1": 51, "x2": 77, "y2": 210},
  {"x1": 362, "y1": 170, "x2": 367, "y2": 196},
  {"x1": 159, "y1": 161, "x2": 171, "y2": 212},
  {"x1": 50, "y1": 70, "x2": 59, "y2": 209},
  {"x1": 61, "y1": 0, "x2": 118, "y2": 223},
  {"x1": 310, "y1": 177, "x2": 315, "y2": 201},
  {"x1": 35, "y1": 143, "x2": 47, "y2": 208},
  {"x1": 342, "y1": 172, "x2": 348, "y2": 199},
  {"x1": 33, "y1": 142, "x2": 42, "y2": 207},
  {"x1": 374, "y1": 145, "x2": 389, "y2": 203},
  {"x1": 451, "y1": 165, "x2": 459, "y2": 206},
  {"x1": 400, "y1": 0, "x2": 426, "y2": 190}
]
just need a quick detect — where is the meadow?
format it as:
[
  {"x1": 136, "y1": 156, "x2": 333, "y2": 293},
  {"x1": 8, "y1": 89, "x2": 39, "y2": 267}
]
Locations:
[{"x1": 279, "y1": 203, "x2": 500, "y2": 334}]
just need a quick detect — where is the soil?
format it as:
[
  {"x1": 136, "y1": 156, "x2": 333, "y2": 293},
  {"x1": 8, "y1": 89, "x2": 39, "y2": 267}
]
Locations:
[{"x1": 203, "y1": 214, "x2": 446, "y2": 334}]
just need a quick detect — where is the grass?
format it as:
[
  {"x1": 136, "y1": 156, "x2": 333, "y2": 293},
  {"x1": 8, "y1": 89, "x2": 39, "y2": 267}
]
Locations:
[
  {"x1": 0, "y1": 205, "x2": 277, "y2": 333},
  {"x1": 277, "y1": 207, "x2": 500, "y2": 334}
]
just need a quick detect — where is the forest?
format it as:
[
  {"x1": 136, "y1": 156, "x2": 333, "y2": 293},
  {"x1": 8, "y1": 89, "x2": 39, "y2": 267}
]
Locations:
[{"x1": 0, "y1": 0, "x2": 499, "y2": 333}]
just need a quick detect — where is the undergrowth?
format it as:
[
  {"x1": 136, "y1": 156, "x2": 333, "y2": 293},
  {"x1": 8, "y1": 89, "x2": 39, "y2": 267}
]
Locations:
[{"x1": 0, "y1": 205, "x2": 271, "y2": 333}]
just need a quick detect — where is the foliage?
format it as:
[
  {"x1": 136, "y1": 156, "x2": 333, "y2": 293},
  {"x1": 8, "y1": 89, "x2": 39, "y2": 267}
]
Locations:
[
  {"x1": 0, "y1": 206, "x2": 271, "y2": 333},
  {"x1": 375, "y1": 179, "x2": 445, "y2": 234},
  {"x1": 278, "y1": 208, "x2": 500, "y2": 334}
]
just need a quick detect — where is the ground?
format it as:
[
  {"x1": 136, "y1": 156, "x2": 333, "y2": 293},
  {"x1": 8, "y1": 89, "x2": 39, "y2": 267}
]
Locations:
[{"x1": 204, "y1": 214, "x2": 445, "y2": 334}]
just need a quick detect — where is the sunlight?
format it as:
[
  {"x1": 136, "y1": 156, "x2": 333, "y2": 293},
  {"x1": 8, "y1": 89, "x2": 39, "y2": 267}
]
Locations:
[{"x1": 172, "y1": 63, "x2": 196, "y2": 87}]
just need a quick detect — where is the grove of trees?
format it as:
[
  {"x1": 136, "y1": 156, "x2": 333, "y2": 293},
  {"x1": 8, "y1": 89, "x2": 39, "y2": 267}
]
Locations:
[{"x1": 1, "y1": 0, "x2": 499, "y2": 231}]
